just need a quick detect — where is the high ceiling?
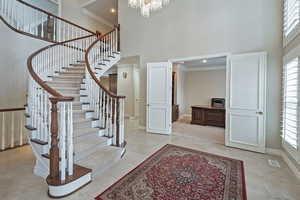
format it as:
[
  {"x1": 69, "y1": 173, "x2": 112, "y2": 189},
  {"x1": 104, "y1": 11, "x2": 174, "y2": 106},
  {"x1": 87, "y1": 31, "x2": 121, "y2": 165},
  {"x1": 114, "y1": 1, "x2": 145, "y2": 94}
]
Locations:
[{"x1": 84, "y1": 0, "x2": 118, "y2": 26}]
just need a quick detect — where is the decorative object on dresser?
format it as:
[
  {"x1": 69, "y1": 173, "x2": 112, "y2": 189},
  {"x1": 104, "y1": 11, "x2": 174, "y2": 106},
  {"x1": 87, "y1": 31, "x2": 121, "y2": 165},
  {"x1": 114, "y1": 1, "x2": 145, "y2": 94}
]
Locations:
[
  {"x1": 211, "y1": 98, "x2": 225, "y2": 108},
  {"x1": 172, "y1": 104, "x2": 179, "y2": 122},
  {"x1": 191, "y1": 106, "x2": 225, "y2": 128},
  {"x1": 172, "y1": 72, "x2": 179, "y2": 122}
]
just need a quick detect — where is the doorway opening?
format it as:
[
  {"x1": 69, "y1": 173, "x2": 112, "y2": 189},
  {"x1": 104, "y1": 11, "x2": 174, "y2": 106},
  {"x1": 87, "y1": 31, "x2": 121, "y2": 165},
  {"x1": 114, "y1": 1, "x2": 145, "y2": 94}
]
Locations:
[
  {"x1": 101, "y1": 56, "x2": 141, "y2": 130},
  {"x1": 147, "y1": 52, "x2": 266, "y2": 153},
  {"x1": 170, "y1": 54, "x2": 228, "y2": 145}
]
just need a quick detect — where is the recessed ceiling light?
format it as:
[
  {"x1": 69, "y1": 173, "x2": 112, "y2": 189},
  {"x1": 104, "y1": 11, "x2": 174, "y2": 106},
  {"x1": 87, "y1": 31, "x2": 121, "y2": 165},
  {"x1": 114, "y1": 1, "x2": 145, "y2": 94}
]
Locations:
[
  {"x1": 110, "y1": 8, "x2": 116, "y2": 13},
  {"x1": 202, "y1": 59, "x2": 208, "y2": 63}
]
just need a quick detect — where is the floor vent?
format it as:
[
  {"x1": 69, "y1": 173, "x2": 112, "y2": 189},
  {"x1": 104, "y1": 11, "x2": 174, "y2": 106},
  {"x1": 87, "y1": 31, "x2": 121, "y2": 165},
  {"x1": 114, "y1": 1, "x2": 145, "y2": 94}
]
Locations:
[{"x1": 268, "y1": 159, "x2": 281, "y2": 168}]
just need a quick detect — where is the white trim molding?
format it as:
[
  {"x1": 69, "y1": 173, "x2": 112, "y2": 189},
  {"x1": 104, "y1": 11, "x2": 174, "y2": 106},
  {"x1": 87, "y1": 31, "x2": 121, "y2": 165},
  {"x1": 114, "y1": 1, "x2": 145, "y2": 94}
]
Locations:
[
  {"x1": 267, "y1": 148, "x2": 300, "y2": 181},
  {"x1": 82, "y1": 9, "x2": 114, "y2": 29},
  {"x1": 80, "y1": 0, "x2": 97, "y2": 8}
]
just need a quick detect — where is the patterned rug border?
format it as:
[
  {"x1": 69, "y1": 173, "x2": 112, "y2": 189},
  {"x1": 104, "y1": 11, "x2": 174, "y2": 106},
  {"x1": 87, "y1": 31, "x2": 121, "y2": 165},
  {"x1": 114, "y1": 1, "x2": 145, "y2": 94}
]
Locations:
[{"x1": 95, "y1": 144, "x2": 247, "y2": 200}]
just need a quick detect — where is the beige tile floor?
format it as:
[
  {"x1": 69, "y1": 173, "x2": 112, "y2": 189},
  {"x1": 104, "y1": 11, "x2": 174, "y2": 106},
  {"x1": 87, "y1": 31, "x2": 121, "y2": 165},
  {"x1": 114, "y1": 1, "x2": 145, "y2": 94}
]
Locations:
[{"x1": 1, "y1": 118, "x2": 300, "y2": 200}]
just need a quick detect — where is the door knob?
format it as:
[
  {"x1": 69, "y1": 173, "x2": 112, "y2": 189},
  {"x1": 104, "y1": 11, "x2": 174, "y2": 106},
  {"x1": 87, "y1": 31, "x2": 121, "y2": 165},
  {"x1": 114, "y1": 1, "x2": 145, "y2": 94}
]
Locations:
[{"x1": 256, "y1": 111, "x2": 263, "y2": 115}]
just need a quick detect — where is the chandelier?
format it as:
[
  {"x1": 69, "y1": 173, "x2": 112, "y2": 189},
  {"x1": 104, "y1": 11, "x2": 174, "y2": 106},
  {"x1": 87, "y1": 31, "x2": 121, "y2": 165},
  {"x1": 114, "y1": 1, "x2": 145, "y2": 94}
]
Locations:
[{"x1": 129, "y1": 0, "x2": 171, "y2": 17}]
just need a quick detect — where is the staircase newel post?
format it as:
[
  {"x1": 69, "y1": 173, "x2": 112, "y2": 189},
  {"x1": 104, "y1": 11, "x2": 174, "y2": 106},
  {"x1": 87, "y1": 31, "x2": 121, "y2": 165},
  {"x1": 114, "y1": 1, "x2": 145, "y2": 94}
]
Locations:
[{"x1": 49, "y1": 98, "x2": 60, "y2": 180}]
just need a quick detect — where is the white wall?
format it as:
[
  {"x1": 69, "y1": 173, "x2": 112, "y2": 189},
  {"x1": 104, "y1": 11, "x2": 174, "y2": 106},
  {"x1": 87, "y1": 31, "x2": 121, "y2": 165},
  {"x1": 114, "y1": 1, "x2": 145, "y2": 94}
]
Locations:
[
  {"x1": 0, "y1": 23, "x2": 49, "y2": 109},
  {"x1": 119, "y1": 0, "x2": 283, "y2": 148},
  {"x1": 61, "y1": 0, "x2": 111, "y2": 33},
  {"x1": 117, "y1": 65, "x2": 135, "y2": 117},
  {"x1": 25, "y1": 0, "x2": 58, "y2": 15},
  {"x1": 184, "y1": 69, "x2": 226, "y2": 114}
]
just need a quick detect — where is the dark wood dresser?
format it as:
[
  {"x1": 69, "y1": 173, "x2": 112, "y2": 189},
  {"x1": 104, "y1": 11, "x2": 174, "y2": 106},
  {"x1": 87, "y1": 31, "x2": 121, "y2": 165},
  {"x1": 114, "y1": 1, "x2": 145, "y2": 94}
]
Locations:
[{"x1": 191, "y1": 106, "x2": 225, "y2": 128}]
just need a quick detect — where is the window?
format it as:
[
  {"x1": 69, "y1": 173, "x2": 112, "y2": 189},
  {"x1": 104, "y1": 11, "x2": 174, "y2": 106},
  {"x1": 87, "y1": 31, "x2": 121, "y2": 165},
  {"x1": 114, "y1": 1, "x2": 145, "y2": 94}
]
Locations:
[
  {"x1": 282, "y1": 57, "x2": 299, "y2": 149},
  {"x1": 284, "y1": 0, "x2": 300, "y2": 46}
]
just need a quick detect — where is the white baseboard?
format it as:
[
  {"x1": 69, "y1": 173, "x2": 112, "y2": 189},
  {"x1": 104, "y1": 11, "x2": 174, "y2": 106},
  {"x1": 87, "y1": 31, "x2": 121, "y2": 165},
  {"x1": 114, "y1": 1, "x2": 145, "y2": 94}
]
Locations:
[{"x1": 266, "y1": 148, "x2": 300, "y2": 181}]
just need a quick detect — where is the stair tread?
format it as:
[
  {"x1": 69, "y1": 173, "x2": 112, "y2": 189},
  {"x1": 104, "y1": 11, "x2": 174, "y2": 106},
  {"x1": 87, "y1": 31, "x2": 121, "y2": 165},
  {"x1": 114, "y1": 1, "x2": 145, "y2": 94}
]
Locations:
[
  {"x1": 47, "y1": 80, "x2": 83, "y2": 84},
  {"x1": 74, "y1": 127, "x2": 99, "y2": 136},
  {"x1": 58, "y1": 71, "x2": 85, "y2": 75},
  {"x1": 77, "y1": 146, "x2": 122, "y2": 172},
  {"x1": 60, "y1": 94, "x2": 87, "y2": 98},
  {"x1": 73, "y1": 109, "x2": 93, "y2": 113},
  {"x1": 52, "y1": 75, "x2": 84, "y2": 79},
  {"x1": 73, "y1": 118, "x2": 93, "y2": 124},
  {"x1": 74, "y1": 134, "x2": 107, "y2": 154},
  {"x1": 52, "y1": 86, "x2": 81, "y2": 90}
]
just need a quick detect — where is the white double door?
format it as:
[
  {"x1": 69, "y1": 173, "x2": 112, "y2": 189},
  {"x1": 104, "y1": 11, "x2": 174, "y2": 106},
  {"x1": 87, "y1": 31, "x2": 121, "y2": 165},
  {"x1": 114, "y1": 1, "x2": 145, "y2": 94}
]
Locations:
[
  {"x1": 226, "y1": 52, "x2": 267, "y2": 153},
  {"x1": 146, "y1": 62, "x2": 172, "y2": 135},
  {"x1": 147, "y1": 52, "x2": 267, "y2": 153}
]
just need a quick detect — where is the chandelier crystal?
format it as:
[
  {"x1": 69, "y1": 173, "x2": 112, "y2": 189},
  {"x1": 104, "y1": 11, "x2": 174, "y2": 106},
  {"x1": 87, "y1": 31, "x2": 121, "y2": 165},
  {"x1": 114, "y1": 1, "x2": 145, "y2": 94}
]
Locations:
[{"x1": 129, "y1": 0, "x2": 171, "y2": 17}]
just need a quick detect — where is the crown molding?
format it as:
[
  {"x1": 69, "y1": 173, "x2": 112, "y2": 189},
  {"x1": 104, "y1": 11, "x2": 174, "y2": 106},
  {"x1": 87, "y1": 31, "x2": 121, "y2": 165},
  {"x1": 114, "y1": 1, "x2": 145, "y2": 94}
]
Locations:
[
  {"x1": 46, "y1": 0, "x2": 59, "y2": 5},
  {"x1": 82, "y1": 8, "x2": 114, "y2": 28},
  {"x1": 80, "y1": 0, "x2": 97, "y2": 8}
]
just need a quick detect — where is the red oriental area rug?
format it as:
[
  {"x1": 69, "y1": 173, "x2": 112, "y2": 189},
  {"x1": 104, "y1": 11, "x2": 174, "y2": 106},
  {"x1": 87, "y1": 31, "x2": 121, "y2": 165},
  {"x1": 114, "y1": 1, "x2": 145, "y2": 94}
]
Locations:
[{"x1": 95, "y1": 144, "x2": 247, "y2": 200}]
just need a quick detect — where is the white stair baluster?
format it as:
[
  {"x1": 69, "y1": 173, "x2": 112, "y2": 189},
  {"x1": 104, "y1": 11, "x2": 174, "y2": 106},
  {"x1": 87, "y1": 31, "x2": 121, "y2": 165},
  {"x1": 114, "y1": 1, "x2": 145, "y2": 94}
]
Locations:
[
  {"x1": 19, "y1": 111, "x2": 23, "y2": 146},
  {"x1": 11, "y1": 112, "x2": 14, "y2": 148},
  {"x1": 1, "y1": 112, "x2": 5, "y2": 150},
  {"x1": 59, "y1": 102, "x2": 66, "y2": 181},
  {"x1": 67, "y1": 102, "x2": 73, "y2": 176}
]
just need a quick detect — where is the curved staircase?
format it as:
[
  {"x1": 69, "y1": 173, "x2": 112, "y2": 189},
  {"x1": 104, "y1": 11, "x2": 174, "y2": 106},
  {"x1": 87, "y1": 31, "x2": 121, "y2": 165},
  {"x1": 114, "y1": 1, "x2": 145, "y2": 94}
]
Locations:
[{"x1": 0, "y1": 0, "x2": 126, "y2": 198}]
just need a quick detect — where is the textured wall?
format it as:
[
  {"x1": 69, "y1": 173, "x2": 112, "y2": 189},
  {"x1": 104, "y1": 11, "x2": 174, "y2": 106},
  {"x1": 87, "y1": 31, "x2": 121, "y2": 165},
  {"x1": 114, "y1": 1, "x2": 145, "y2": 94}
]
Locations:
[{"x1": 119, "y1": 0, "x2": 283, "y2": 148}]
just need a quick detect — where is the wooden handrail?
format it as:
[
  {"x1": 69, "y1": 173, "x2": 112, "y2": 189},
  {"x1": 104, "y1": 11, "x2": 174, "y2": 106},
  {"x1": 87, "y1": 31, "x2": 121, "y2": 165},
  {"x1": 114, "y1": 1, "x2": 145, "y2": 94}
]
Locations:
[
  {"x1": 0, "y1": 1, "x2": 97, "y2": 44},
  {"x1": 0, "y1": 107, "x2": 25, "y2": 112},
  {"x1": 16, "y1": 0, "x2": 95, "y2": 35},
  {"x1": 27, "y1": 34, "x2": 95, "y2": 100},
  {"x1": 0, "y1": 15, "x2": 57, "y2": 44},
  {"x1": 85, "y1": 26, "x2": 125, "y2": 99}
]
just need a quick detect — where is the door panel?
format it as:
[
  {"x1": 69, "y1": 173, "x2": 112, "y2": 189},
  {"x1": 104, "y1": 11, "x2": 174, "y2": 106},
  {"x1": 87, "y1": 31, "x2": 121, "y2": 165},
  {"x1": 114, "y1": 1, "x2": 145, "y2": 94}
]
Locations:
[
  {"x1": 230, "y1": 56, "x2": 260, "y2": 110},
  {"x1": 226, "y1": 52, "x2": 267, "y2": 153},
  {"x1": 147, "y1": 62, "x2": 172, "y2": 135}
]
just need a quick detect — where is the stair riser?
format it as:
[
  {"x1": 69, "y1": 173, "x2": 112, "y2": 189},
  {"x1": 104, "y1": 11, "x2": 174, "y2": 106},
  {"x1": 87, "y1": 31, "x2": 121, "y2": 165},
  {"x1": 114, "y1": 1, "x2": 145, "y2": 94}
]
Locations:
[
  {"x1": 52, "y1": 77, "x2": 83, "y2": 82},
  {"x1": 80, "y1": 90, "x2": 87, "y2": 95},
  {"x1": 56, "y1": 89, "x2": 80, "y2": 95},
  {"x1": 30, "y1": 141, "x2": 48, "y2": 155},
  {"x1": 73, "y1": 121, "x2": 93, "y2": 130},
  {"x1": 58, "y1": 73, "x2": 85, "y2": 77},
  {"x1": 73, "y1": 112, "x2": 94, "y2": 120},
  {"x1": 74, "y1": 120, "x2": 99, "y2": 129},
  {"x1": 73, "y1": 104, "x2": 83, "y2": 110},
  {"x1": 80, "y1": 96, "x2": 89, "y2": 102},
  {"x1": 48, "y1": 82, "x2": 82, "y2": 88},
  {"x1": 65, "y1": 68, "x2": 85, "y2": 72}
]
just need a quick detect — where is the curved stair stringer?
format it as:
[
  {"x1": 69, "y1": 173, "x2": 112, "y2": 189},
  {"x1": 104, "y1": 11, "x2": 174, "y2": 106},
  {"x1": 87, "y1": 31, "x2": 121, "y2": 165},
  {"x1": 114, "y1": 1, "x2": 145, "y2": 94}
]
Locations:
[{"x1": 29, "y1": 140, "x2": 50, "y2": 178}]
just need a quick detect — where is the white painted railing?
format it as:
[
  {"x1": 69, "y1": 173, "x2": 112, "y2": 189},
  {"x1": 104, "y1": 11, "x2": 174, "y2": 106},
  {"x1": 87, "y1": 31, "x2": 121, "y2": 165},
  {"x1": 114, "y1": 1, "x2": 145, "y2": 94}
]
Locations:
[
  {"x1": 0, "y1": 108, "x2": 27, "y2": 151},
  {"x1": 85, "y1": 27, "x2": 126, "y2": 147},
  {"x1": 0, "y1": 0, "x2": 95, "y2": 42}
]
